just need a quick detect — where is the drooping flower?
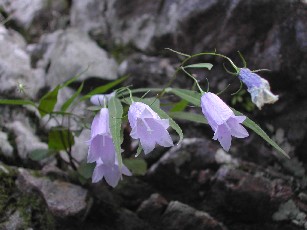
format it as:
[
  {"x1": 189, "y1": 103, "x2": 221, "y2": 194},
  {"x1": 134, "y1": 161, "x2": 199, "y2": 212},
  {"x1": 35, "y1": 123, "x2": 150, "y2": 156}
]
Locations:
[
  {"x1": 92, "y1": 158, "x2": 132, "y2": 187},
  {"x1": 201, "y1": 92, "x2": 249, "y2": 151},
  {"x1": 87, "y1": 108, "x2": 116, "y2": 164},
  {"x1": 88, "y1": 107, "x2": 132, "y2": 187},
  {"x1": 128, "y1": 102, "x2": 173, "y2": 154},
  {"x1": 238, "y1": 68, "x2": 279, "y2": 109}
]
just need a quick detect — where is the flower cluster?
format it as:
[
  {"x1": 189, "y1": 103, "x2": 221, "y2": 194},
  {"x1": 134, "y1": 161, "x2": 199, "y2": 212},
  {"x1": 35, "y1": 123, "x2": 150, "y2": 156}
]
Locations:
[
  {"x1": 87, "y1": 96, "x2": 174, "y2": 187},
  {"x1": 85, "y1": 56, "x2": 281, "y2": 187},
  {"x1": 87, "y1": 107, "x2": 131, "y2": 187}
]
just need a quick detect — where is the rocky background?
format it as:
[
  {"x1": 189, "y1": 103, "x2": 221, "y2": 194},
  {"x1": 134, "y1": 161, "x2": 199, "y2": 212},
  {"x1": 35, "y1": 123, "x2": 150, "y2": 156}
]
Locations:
[{"x1": 0, "y1": 0, "x2": 307, "y2": 229}]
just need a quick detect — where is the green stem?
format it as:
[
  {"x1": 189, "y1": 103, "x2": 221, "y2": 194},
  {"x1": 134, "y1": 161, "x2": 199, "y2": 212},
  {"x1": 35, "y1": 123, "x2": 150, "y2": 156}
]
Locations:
[{"x1": 180, "y1": 67, "x2": 204, "y2": 94}]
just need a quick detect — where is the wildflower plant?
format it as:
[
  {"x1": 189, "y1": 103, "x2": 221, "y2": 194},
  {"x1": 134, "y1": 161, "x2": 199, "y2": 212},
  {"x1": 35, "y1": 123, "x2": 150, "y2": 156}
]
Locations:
[{"x1": 0, "y1": 49, "x2": 289, "y2": 187}]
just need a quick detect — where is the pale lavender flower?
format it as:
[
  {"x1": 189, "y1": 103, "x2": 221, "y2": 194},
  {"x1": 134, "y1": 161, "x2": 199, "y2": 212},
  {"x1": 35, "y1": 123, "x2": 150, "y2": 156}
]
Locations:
[
  {"x1": 87, "y1": 108, "x2": 115, "y2": 164},
  {"x1": 128, "y1": 102, "x2": 173, "y2": 154},
  {"x1": 238, "y1": 68, "x2": 279, "y2": 109},
  {"x1": 201, "y1": 92, "x2": 249, "y2": 151},
  {"x1": 92, "y1": 158, "x2": 132, "y2": 187}
]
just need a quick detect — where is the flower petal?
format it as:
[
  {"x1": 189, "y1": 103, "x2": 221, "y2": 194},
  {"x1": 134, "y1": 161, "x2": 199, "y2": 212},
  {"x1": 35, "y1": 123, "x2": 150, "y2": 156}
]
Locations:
[
  {"x1": 92, "y1": 163, "x2": 105, "y2": 183},
  {"x1": 227, "y1": 117, "x2": 249, "y2": 138},
  {"x1": 201, "y1": 93, "x2": 233, "y2": 127},
  {"x1": 214, "y1": 124, "x2": 232, "y2": 151},
  {"x1": 103, "y1": 165, "x2": 121, "y2": 188},
  {"x1": 91, "y1": 108, "x2": 110, "y2": 138}
]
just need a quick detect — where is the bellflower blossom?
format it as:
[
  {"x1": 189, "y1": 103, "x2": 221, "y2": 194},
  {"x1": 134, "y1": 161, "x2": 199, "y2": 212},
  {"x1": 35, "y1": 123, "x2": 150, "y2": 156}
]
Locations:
[
  {"x1": 87, "y1": 108, "x2": 115, "y2": 164},
  {"x1": 238, "y1": 68, "x2": 279, "y2": 109},
  {"x1": 201, "y1": 92, "x2": 249, "y2": 151},
  {"x1": 128, "y1": 102, "x2": 173, "y2": 154},
  {"x1": 87, "y1": 107, "x2": 132, "y2": 187},
  {"x1": 92, "y1": 158, "x2": 132, "y2": 187}
]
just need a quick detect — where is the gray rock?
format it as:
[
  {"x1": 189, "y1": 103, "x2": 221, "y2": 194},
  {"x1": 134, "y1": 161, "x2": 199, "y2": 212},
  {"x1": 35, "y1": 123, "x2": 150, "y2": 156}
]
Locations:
[
  {"x1": 0, "y1": 210, "x2": 25, "y2": 230},
  {"x1": 137, "y1": 193, "x2": 168, "y2": 225},
  {"x1": 16, "y1": 168, "x2": 90, "y2": 219},
  {"x1": 0, "y1": 0, "x2": 47, "y2": 28},
  {"x1": 0, "y1": 25, "x2": 45, "y2": 98},
  {"x1": 119, "y1": 53, "x2": 175, "y2": 89},
  {"x1": 273, "y1": 199, "x2": 307, "y2": 228},
  {"x1": 161, "y1": 201, "x2": 227, "y2": 230},
  {"x1": 209, "y1": 165, "x2": 293, "y2": 222},
  {"x1": 39, "y1": 28, "x2": 118, "y2": 87},
  {"x1": 116, "y1": 208, "x2": 154, "y2": 230},
  {"x1": 6, "y1": 120, "x2": 48, "y2": 160},
  {"x1": 0, "y1": 131, "x2": 14, "y2": 158},
  {"x1": 0, "y1": 0, "x2": 69, "y2": 32},
  {"x1": 147, "y1": 138, "x2": 219, "y2": 197}
]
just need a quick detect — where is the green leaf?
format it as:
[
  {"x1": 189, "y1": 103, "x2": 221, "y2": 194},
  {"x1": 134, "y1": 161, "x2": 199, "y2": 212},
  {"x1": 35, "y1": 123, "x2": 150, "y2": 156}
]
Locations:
[
  {"x1": 135, "y1": 144, "x2": 143, "y2": 157},
  {"x1": 78, "y1": 162, "x2": 95, "y2": 179},
  {"x1": 86, "y1": 105, "x2": 103, "y2": 111},
  {"x1": 169, "y1": 88, "x2": 201, "y2": 106},
  {"x1": 61, "y1": 67, "x2": 89, "y2": 88},
  {"x1": 81, "y1": 75, "x2": 128, "y2": 100},
  {"x1": 48, "y1": 126, "x2": 75, "y2": 151},
  {"x1": 142, "y1": 100, "x2": 184, "y2": 144},
  {"x1": 38, "y1": 85, "x2": 60, "y2": 117},
  {"x1": 184, "y1": 63, "x2": 213, "y2": 70},
  {"x1": 170, "y1": 99, "x2": 188, "y2": 112},
  {"x1": 232, "y1": 109, "x2": 289, "y2": 158},
  {"x1": 61, "y1": 82, "x2": 84, "y2": 112},
  {"x1": 169, "y1": 111, "x2": 208, "y2": 124},
  {"x1": 108, "y1": 96, "x2": 124, "y2": 167},
  {"x1": 123, "y1": 158, "x2": 147, "y2": 176},
  {"x1": 0, "y1": 99, "x2": 36, "y2": 107},
  {"x1": 28, "y1": 149, "x2": 53, "y2": 161}
]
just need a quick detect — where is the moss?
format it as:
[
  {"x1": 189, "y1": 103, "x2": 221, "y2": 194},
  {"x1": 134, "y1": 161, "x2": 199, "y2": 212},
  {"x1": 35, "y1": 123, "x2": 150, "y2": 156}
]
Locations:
[{"x1": 0, "y1": 164, "x2": 55, "y2": 229}]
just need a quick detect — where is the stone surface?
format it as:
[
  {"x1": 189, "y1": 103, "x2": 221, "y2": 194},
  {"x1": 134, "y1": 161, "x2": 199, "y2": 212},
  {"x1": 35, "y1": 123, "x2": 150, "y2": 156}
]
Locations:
[
  {"x1": 137, "y1": 193, "x2": 168, "y2": 225},
  {"x1": 0, "y1": 25, "x2": 45, "y2": 98},
  {"x1": 115, "y1": 208, "x2": 154, "y2": 230},
  {"x1": 6, "y1": 120, "x2": 48, "y2": 160},
  {"x1": 0, "y1": 210, "x2": 25, "y2": 230},
  {"x1": 0, "y1": 131, "x2": 14, "y2": 158},
  {"x1": 161, "y1": 201, "x2": 227, "y2": 230},
  {"x1": 0, "y1": 0, "x2": 47, "y2": 28},
  {"x1": 147, "y1": 138, "x2": 220, "y2": 199},
  {"x1": 119, "y1": 53, "x2": 176, "y2": 89},
  {"x1": 208, "y1": 165, "x2": 293, "y2": 222},
  {"x1": 38, "y1": 28, "x2": 118, "y2": 88},
  {"x1": 16, "y1": 168, "x2": 89, "y2": 219}
]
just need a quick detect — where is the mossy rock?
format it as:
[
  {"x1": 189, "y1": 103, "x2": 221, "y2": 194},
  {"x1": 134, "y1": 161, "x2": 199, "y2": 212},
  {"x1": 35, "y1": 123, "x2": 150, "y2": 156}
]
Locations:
[{"x1": 0, "y1": 164, "x2": 55, "y2": 229}]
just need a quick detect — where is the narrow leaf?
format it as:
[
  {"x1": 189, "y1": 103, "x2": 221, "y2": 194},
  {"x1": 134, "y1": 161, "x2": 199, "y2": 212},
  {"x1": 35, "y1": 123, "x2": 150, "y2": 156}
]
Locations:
[
  {"x1": 108, "y1": 97, "x2": 124, "y2": 167},
  {"x1": 123, "y1": 158, "x2": 147, "y2": 176},
  {"x1": 184, "y1": 63, "x2": 213, "y2": 70},
  {"x1": 232, "y1": 109, "x2": 289, "y2": 158},
  {"x1": 38, "y1": 85, "x2": 60, "y2": 117},
  {"x1": 170, "y1": 99, "x2": 188, "y2": 112},
  {"x1": 81, "y1": 75, "x2": 128, "y2": 100},
  {"x1": 170, "y1": 88, "x2": 201, "y2": 106},
  {"x1": 0, "y1": 99, "x2": 36, "y2": 107},
  {"x1": 61, "y1": 67, "x2": 89, "y2": 88},
  {"x1": 61, "y1": 82, "x2": 84, "y2": 112},
  {"x1": 48, "y1": 126, "x2": 75, "y2": 151},
  {"x1": 169, "y1": 112, "x2": 208, "y2": 124}
]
